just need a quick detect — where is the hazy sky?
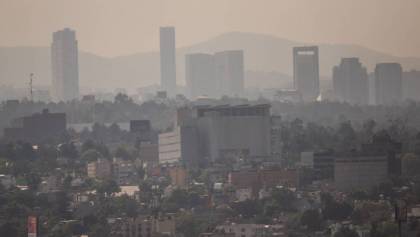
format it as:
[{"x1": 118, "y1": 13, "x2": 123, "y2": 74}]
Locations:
[{"x1": 0, "y1": 0, "x2": 419, "y2": 57}]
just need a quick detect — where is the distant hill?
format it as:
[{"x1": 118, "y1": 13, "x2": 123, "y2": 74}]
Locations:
[{"x1": 1, "y1": 32, "x2": 420, "y2": 91}]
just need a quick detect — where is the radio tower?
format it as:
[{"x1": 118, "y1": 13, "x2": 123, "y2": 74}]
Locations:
[{"x1": 29, "y1": 73, "x2": 34, "y2": 102}]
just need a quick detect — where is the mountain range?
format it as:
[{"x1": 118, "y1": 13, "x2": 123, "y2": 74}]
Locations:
[{"x1": 1, "y1": 31, "x2": 420, "y2": 92}]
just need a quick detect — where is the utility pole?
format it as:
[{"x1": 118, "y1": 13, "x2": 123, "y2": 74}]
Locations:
[{"x1": 29, "y1": 73, "x2": 34, "y2": 102}]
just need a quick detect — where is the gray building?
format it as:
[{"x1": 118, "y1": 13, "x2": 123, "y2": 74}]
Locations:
[
  {"x1": 159, "y1": 104, "x2": 272, "y2": 165},
  {"x1": 214, "y1": 50, "x2": 244, "y2": 97},
  {"x1": 403, "y1": 70, "x2": 420, "y2": 101},
  {"x1": 334, "y1": 156, "x2": 388, "y2": 191},
  {"x1": 51, "y1": 28, "x2": 79, "y2": 102},
  {"x1": 293, "y1": 46, "x2": 320, "y2": 102},
  {"x1": 333, "y1": 58, "x2": 368, "y2": 105},
  {"x1": 185, "y1": 50, "x2": 245, "y2": 100},
  {"x1": 185, "y1": 53, "x2": 218, "y2": 99},
  {"x1": 3, "y1": 109, "x2": 66, "y2": 142},
  {"x1": 374, "y1": 63, "x2": 403, "y2": 105},
  {"x1": 191, "y1": 104, "x2": 271, "y2": 162},
  {"x1": 160, "y1": 27, "x2": 177, "y2": 97}
]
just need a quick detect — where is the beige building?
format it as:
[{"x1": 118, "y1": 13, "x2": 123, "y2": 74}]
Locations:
[{"x1": 87, "y1": 159, "x2": 112, "y2": 180}]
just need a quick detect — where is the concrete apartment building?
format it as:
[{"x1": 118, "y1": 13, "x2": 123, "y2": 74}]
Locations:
[
  {"x1": 293, "y1": 46, "x2": 320, "y2": 102},
  {"x1": 51, "y1": 28, "x2": 79, "y2": 102},
  {"x1": 334, "y1": 156, "x2": 388, "y2": 191}
]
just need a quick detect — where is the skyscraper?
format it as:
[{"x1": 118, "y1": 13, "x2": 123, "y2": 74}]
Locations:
[
  {"x1": 160, "y1": 27, "x2": 176, "y2": 96},
  {"x1": 185, "y1": 53, "x2": 217, "y2": 99},
  {"x1": 374, "y1": 63, "x2": 402, "y2": 105},
  {"x1": 214, "y1": 50, "x2": 244, "y2": 97},
  {"x1": 293, "y1": 46, "x2": 320, "y2": 102},
  {"x1": 51, "y1": 28, "x2": 79, "y2": 102},
  {"x1": 333, "y1": 58, "x2": 368, "y2": 105}
]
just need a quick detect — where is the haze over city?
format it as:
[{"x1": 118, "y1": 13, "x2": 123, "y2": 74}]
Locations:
[
  {"x1": 1, "y1": 1, "x2": 420, "y2": 237},
  {"x1": 1, "y1": 0, "x2": 420, "y2": 57}
]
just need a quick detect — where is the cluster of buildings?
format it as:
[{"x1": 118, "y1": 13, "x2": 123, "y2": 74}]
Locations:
[
  {"x1": 46, "y1": 26, "x2": 420, "y2": 106},
  {"x1": 160, "y1": 27, "x2": 244, "y2": 99},
  {"x1": 332, "y1": 59, "x2": 404, "y2": 105},
  {"x1": 300, "y1": 134, "x2": 402, "y2": 192}
]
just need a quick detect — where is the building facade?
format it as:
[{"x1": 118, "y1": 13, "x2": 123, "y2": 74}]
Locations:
[
  {"x1": 194, "y1": 104, "x2": 271, "y2": 162},
  {"x1": 185, "y1": 53, "x2": 218, "y2": 99},
  {"x1": 3, "y1": 109, "x2": 66, "y2": 142},
  {"x1": 214, "y1": 50, "x2": 244, "y2": 98},
  {"x1": 293, "y1": 46, "x2": 320, "y2": 102},
  {"x1": 158, "y1": 126, "x2": 199, "y2": 165},
  {"x1": 334, "y1": 156, "x2": 388, "y2": 191},
  {"x1": 51, "y1": 28, "x2": 79, "y2": 102},
  {"x1": 374, "y1": 63, "x2": 403, "y2": 105},
  {"x1": 160, "y1": 27, "x2": 176, "y2": 97},
  {"x1": 333, "y1": 58, "x2": 368, "y2": 104},
  {"x1": 185, "y1": 50, "x2": 244, "y2": 100}
]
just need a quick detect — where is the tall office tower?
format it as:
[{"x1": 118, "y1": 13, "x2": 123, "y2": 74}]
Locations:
[
  {"x1": 214, "y1": 50, "x2": 244, "y2": 97},
  {"x1": 293, "y1": 46, "x2": 320, "y2": 102},
  {"x1": 185, "y1": 53, "x2": 217, "y2": 99},
  {"x1": 332, "y1": 58, "x2": 368, "y2": 105},
  {"x1": 160, "y1": 27, "x2": 176, "y2": 97},
  {"x1": 51, "y1": 28, "x2": 79, "y2": 102},
  {"x1": 375, "y1": 63, "x2": 402, "y2": 105}
]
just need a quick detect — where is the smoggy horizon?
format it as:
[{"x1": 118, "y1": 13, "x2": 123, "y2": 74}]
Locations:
[{"x1": 0, "y1": 0, "x2": 419, "y2": 58}]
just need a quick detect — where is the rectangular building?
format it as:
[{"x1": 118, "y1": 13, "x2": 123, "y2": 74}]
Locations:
[
  {"x1": 214, "y1": 50, "x2": 244, "y2": 97},
  {"x1": 51, "y1": 28, "x2": 79, "y2": 102},
  {"x1": 3, "y1": 109, "x2": 66, "y2": 142},
  {"x1": 293, "y1": 46, "x2": 320, "y2": 102},
  {"x1": 334, "y1": 156, "x2": 388, "y2": 192},
  {"x1": 160, "y1": 27, "x2": 176, "y2": 97},
  {"x1": 194, "y1": 104, "x2": 271, "y2": 162},
  {"x1": 375, "y1": 63, "x2": 402, "y2": 105},
  {"x1": 333, "y1": 58, "x2": 368, "y2": 105},
  {"x1": 185, "y1": 53, "x2": 218, "y2": 99},
  {"x1": 158, "y1": 126, "x2": 199, "y2": 165}
]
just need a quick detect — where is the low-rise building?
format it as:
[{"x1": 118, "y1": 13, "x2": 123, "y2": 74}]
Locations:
[
  {"x1": 109, "y1": 214, "x2": 176, "y2": 237},
  {"x1": 113, "y1": 158, "x2": 137, "y2": 185},
  {"x1": 334, "y1": 156, "x2": 388, "y2": 192},
  {"x1": 215, "y1": 223, "x2": 286, "y2": 237},
  {"x1": 87, "y1": 159, "x2": 112, "y2": 180}
]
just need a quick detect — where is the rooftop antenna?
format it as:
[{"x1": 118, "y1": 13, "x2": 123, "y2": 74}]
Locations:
[{"x1": 29, "y1": 73, "x2": 34, "y2": 102}]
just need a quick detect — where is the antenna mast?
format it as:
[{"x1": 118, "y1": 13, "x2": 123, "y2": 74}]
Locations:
[{"x1": 29, "y1": 73, "x2": 34, "y2": 102}]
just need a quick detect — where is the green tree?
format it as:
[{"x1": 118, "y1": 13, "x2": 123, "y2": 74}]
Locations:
[{"x1": 301, "y1": 209, "x2": 323, "y2": 231}]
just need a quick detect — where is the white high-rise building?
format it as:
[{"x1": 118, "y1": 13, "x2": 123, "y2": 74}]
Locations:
[{"x1": 51, "y1": 28, "x2": 79, "y2": 102}]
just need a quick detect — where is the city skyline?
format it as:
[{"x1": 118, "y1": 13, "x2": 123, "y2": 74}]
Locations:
[{"x1": 0, "y1": 0, "x2": 419, "y2": 58}]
